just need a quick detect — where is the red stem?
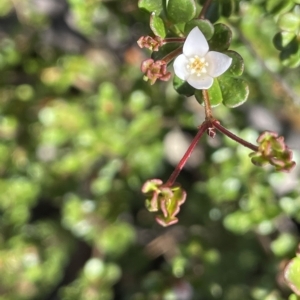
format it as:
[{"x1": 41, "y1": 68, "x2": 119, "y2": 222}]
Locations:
[
  {"x1": 165, "y1": 121, "x2": 210, "y2": 187},
  {"x1": 202, "y1": 89, "x2": 213, "y2": 119},
  {"x1": 198, "y1": 0, "x2": 213, "y2": 19},
  {"x1": 163, "y1": 37, "x2": 185, "y2": 44},
  {"x1": 212, "y1": 120, "x2": 259, "y2": 152},
  {"x1": 164, "y1": 120, "x2": 259, "y2": 187},
  {"x1": 162, "y1": 46, "x2": 183, "y2": 64}
]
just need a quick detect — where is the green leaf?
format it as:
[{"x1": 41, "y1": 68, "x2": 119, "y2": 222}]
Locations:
[
  {"x1": 202, "y1": 0, "x2": 220, "y2": 23},
  {"x1": 184, "y1": 19, "x2": 214, "y2": 40},
  {"x1": 284, "y1": 256, "x2": 300, "y2": 295},
  {"x1": 280, "y1": 42, "x2": 300, "y2": 68},
  {"x1": 274, "y1": 31, "x2": 299, "y2": 68},
  {"x1": 221, "y1": 0, "x2": 235, "y2": 18},
  {"x1": 166, "y1": 0, "x2": 196, "y2": 24},
  {"x1": 289, "y1": 294, "x2": 300, "y2": 300},
  {"x1": 208, "y1": 23, "x2": 232, "y2": 51},
  {"x1": 266, "y1": 0, "x2": 294, "y2": 15},
  {"x1": 224, "y1": 50, "x2": 244, "y2": 77},
  {"x1": 280, "y1": 50, "x2": 300, "y2": 68},
  {"x1": 218, "y1": 76, "x2": 249, "y2": 108},
  {"x1": 194, "y1": 79, "x2": 223, "y2": 107},
  {"x1": 150, "y1": 13, "x2": 166, "y2": 38},
  {"x1": 223, "y1": 210, "x2": 253, "y2": 235},
  {"x1": 278, "y1": 13, "x2": 300, "y2": 32},
  {"x1": 173, "y1": 75, "x2": 195, "y2": 97},
  {"x1": 271, "y1": 233, "x2": 297, "y2": 257},
  {"x1": 273, "y1": 31, "x2": 296, "y2": 50},
  {"x1": 138, "y1": 0, "x2": 163, "y2": 13}
]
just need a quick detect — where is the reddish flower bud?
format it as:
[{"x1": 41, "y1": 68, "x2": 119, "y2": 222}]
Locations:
[
  {"x1": 137, "y1": 36, "x2": 164, "y2": 51},
  {"x1": 249, "y1": 131, "x2": 296, "y2": 172},
  {"x1": 140, "y1": 59, "x2": 171, "y2": 85}
]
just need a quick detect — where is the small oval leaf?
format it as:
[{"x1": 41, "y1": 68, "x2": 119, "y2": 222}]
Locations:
[
  {"x1": 278, "y1": 13, "x2": 300, "y2": 32},
  {"x1": 138, "y1": 0, "x2": 163, "y2": 13},
  {"x1": 166, "y1": 0, "x2": 196, "y2": 24},
  {"x1": 223, "y1": 50, "x2": 244, "y2": 77},
  {"x1": 173, "y1": 75, "x2": 195, "y2": 97},
  {"x1": 280, "y1": 46, "x2": 300, "y2": 68},
  {"x1": 208, "y1": 23, "x2": 232, "y2": 51},
  {"x1": 218, "y1": 77, "x2": 249, "y2": 108},
  {"x1": 184, "y1": 19, "x2": 214, "y2": 40},
  {"x1": 266, "y1": 0, "x2": 294, "y2": 15},
  {"x1": 194, "y1": 79, "x2": 223, "y2": 107},
  {"x1": 273, "y1": 31, "x2": 296, "y2": 50},
  {"x1": 201, "y1": 0, "x2": 220, "y2": 23},
  {"x1": 284, "y1": 256, "x2": 300, "y2": 295},
  {"x1": 150, "y1": 13, "x2": 166, "y2": 38},
  {"x1": 221, "y1": 0, "x2": 235, "y2": 18}
]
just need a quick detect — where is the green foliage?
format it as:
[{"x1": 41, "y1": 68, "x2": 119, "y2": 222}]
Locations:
[
  {"x1": 285, "y1": 253, "x2": 300, "y2": 295},
  {"x1": 278, "y1": 13, "x2": 300, "y2": 32},
  {"x1": 150, "y1": 13, "x2": 166, "y2": 38},
  {"x1": 0, "y1": 0, "x2": 299, "y2": 299},
  {"x1": 138, "y1": 0, "x2": 163, "y2": 14},
  {"x1": 266, "y1": 0, "x2": 294, "y2": 15},
  {"x1": 173, "y1": 74, "x2": 195, "y2": 97},
  {"x1": 166, "y1": 0, "x2": 197, "y2": 24},
  {"x1": 199, "y1": 0, "x2": 238, "y2": 21},
  {"x1": 270, "y1": 2, "x2": 300, "y2": 67},
  {"x1": 208, "y1": 23, "x2": 232, "y2": 51},
  {"x1": 184, "y1": 19, "x2": 214, "y2": 39}
]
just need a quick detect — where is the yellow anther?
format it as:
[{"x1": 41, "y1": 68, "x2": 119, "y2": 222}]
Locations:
[{"x1": 187, "y1": 55, "x2": 209, "y2": 76}]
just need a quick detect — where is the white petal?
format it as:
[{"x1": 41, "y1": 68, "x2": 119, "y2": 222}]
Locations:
[
  {"x1": 183, "y1": 27, "x2": 209, "y2": 58},
  {"x1": 186, "y1": 74, "x2": 213, "y2": 89},
  {"x1": 173, "y1": 54, "x2": 190, "y2": 80},
  {"x1": 205, "y1": 51, "x2": 232, "y2": 77}
]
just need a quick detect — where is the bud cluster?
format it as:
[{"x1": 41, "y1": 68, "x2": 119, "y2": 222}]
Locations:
[
  {"x1": 249, "y1": 131, "x2": 296, "y2": 172},
  {"x1": 142, "y1": 179, "x2": 186, "y2": 227},
  {"x1": 137, "y1": 36, "x2": 164, "y2": 51},
  {"x1": 140, "y1": 59, "x2": 171, "y2": 85}
]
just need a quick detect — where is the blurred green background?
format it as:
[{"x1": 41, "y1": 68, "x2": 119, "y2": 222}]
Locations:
[{"x1": 0, "y1": 0, "x2": 300, "y2": 299}]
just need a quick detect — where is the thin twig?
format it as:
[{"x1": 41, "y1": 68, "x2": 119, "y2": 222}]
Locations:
[
  {"x1": 163, "y1": 37, "x2": 186, "y2": 44},
  {"x1": 199, "y1": 0, "x2": 213, "y2": 19},
  {"x1": 162, "y1": 46, "x2": 183, "y2": 64},
  {"x1": 202, "y1": 89, "x2": 213, "y2": 119},
  {"x1": 165, "y1": 121, "x2": 210, "y2": 187},
  {"x1": 213, "y1": 120, "x2": 258, "y2": 151}
]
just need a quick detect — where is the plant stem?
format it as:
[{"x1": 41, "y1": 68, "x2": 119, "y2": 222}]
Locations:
[
  {"x1": 202, "y1": 89, "x2": 213, "y2": 120},
  {"x1": 164, "y1": 119, "x2": 259, "y2": 187},
  {"x1": 212, "y1": 120, "x2": 259, "y2": 151},
  {"x1": 163, "y1": 37, "x2": 186, "y2": 44},
  {"x1": 165, "y1": 121, "x2": 210, "y2": 187},
  {"x1": 199, "y1": 0, "x2": 213, "y2": 19},
  {"x1": 162, "y1": 46, "x2": 183, "y2": 64}
]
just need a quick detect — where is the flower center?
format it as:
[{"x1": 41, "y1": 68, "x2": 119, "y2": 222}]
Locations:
[{"x1": 186, "y1": 55, "x2": 209, "y2": 76}]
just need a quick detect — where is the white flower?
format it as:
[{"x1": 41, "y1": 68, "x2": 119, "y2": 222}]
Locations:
[{"x1": 173, "y1": 27, "x2": 232, "y2": 90}]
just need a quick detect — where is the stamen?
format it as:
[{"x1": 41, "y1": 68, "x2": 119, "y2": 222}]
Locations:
[{"x1": 186, "y1": 55, "x2": 209, "y2": 76}]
